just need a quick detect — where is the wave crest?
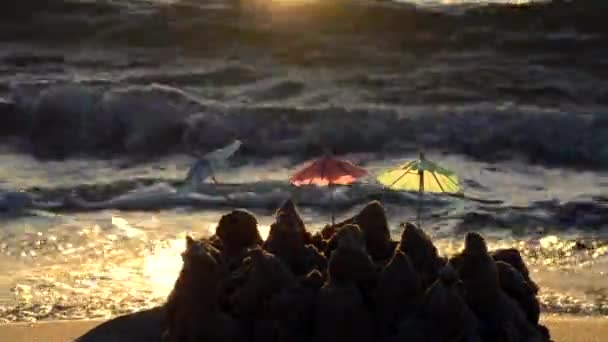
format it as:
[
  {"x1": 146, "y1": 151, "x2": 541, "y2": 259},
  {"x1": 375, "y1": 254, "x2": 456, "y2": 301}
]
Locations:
[{"x1": 3, "y1": 83, "x2": 608, "y2": 168}]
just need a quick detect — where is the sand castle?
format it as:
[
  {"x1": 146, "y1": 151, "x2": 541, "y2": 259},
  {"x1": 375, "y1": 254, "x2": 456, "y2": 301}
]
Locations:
[{"x1": 157, "y1": 199, "x2": 552, "y2": 342}]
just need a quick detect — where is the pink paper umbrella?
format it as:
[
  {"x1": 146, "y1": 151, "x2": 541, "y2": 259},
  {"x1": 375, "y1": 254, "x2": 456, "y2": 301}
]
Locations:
[{"x1": 290, "y1": 155, "x2": 368, "y2": 223}]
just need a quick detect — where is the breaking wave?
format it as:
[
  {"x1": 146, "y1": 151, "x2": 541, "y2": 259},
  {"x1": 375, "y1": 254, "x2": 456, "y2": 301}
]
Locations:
[
  {"x1": 2, "y1": 82, "x2": 608, "y2": 168},
  {"x1": 2, "y1": 177, "x2": 606, "y2": 232}
]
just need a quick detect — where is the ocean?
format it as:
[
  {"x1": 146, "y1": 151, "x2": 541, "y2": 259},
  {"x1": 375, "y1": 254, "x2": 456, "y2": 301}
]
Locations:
[{"x1": 0, "y1": 0, "x2": 607, "y2": 322}]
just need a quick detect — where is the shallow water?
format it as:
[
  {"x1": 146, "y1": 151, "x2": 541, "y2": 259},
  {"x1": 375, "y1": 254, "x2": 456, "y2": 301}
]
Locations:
[
  {"x1": 0, "y1": 153, "x2": 607, "y2": 322},
  {"x1": 0, "y1": 210, "x2": 607, "y2": 322}
]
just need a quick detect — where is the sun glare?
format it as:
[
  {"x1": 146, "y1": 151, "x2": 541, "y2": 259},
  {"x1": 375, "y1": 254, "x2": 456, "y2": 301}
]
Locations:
[
  {"x1": 143, "y1": 237, "x2": 186, "y2": 297},
  {"x1": 142, "y1": 225, "x2": 271, "y2": 298},
  {"x1": 246, "y1": 0, "x2": 318, "y2": 10}
]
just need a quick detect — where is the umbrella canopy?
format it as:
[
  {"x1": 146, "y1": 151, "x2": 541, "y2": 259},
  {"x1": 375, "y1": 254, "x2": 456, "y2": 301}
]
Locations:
[
  {"x1": 290, "y1": 155, "x2": 368, "y2": 186},
  {"x1": 377, "y1": 153, "x2": 460, "y2": 227},
  {"x1": 377, "y1": 154, "x2": 460, "y2": 194},
  {"x1": 290, "y1": 155, "x2": 367, "y2": 224},
  {"x1": 204, "y1": 140, "x2": 242, "y2": 170},
  {"x1": 182, "y1": 140, "x2": 242, "y2": 192}
]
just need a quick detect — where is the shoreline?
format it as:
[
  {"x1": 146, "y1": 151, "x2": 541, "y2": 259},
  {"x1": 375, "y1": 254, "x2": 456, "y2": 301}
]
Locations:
[{"x1": 0, "y1": 315, "x2": 606, "y2": 342}]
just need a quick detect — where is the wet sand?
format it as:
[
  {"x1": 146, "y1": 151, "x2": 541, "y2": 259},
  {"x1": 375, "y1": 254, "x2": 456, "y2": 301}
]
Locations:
[
  {"x1": 0, "y1": 319, "x2": 98, "y2": 342},
  {"x1": 540, "y1": 315, "x2": 608, "y2": 342},
  {"x1": 0, "y1": 315, "x2": 605, "y2": 342}
]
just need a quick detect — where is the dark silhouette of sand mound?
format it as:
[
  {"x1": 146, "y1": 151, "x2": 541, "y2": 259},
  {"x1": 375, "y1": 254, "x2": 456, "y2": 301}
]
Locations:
[
  {"x1": 74, "y1": 200, "x2": 553, "y2": 342},
  {"x1": 74, "y1": 307, "x2": 165, "y2": 342}
]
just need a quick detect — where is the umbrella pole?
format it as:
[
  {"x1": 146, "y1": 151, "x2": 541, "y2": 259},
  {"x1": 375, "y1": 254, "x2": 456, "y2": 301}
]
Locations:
[
  {"x1": 211, "y1": 166, "x2": 232, "y2": 204},
  {"x1": 330, "y1": 182, "x2": 335, "y2": 225},
  {"x1": 417, "y1": 170, "x2": 424, "y2": 227}
]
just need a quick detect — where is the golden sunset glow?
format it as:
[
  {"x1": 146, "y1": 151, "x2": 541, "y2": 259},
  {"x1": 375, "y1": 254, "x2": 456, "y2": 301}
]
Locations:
[
  {"x1": 141, "y1": 225, "x2": 272, "y2": 298},
  {"x1": 143, "y1": 238, "x2": 186, "y2": 297}
]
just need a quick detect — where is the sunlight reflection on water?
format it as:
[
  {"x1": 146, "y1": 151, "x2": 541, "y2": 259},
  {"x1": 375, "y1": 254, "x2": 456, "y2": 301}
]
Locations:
[
  {"x1": 0, "y1": 211, "x2": 606, "y2": 322},
  {"x1": 141, "y1": 222, "x2": 271, "y2": 299},
  {"x1": 142, "y1": 237, "x2": 186, "y2": 298}
]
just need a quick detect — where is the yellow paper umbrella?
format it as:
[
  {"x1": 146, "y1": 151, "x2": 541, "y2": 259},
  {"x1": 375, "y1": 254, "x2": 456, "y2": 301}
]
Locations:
[{"x1": 377, "y1": 153, "x2": 460, "y2": 225}]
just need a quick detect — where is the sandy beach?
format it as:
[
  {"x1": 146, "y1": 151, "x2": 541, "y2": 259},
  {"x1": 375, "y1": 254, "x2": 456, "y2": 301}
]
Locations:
[
  {"x1": 0, "y1": 315, "x2": 605, "y2": 342},
  {"x1": 541, "y1": 316, "x2": 608, "y2": 342},
  {"x1": 0, "y1": 319, "x2": 98, "y2": 342}
]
